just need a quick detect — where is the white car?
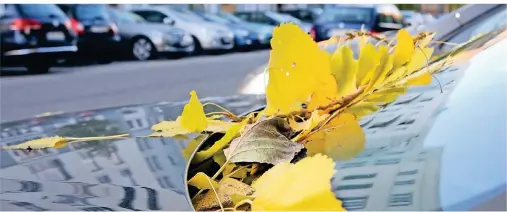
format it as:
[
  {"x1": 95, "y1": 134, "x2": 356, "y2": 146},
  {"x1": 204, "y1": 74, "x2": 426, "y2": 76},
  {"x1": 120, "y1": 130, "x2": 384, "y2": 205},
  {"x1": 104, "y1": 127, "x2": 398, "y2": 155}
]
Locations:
[{"x1": 131, "y1": 7, "x2": 234, "y2": 53}]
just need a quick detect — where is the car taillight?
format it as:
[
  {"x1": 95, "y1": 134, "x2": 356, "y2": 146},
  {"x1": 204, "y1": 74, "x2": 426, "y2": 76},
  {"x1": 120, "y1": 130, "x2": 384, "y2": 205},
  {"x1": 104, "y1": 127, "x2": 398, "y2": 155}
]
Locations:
[
  {"x1": 66, "y1": 18, "x2": 84, "y2": 35},
  {"x1": 310, "y1": 27, "x2": 316, "y2": 40},
  {"x1": 10, "y1": 18, "x2": 41, "y2": 31},
  {"x1": 370, "y1": 29, "x2": 378, "y2": 36}
]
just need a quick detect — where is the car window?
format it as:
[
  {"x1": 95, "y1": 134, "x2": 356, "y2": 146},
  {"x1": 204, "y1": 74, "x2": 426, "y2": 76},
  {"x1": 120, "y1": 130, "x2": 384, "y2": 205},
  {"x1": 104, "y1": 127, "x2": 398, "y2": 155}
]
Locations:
[
  {"x1": 109, "y1": 9, "x2": 144, "y2": 24},
  {"x1": 202, "y1": 13, "x2": 230, "y2": 24},
  {"x1": 265, "y1": 12, "x2": 301, "y2": 24},
  {"x1": 74, "y1": 4, "x2": 109, "y2": 21},
  {"x1": 318, "y1": 7, "x2": 373, "y2": 24},
  {"x1": 136, "y1": 11, "x2": 167, "y2": 23},
  {"x1": 16, "y1": 4, "x2": 67, "y2": 19}
]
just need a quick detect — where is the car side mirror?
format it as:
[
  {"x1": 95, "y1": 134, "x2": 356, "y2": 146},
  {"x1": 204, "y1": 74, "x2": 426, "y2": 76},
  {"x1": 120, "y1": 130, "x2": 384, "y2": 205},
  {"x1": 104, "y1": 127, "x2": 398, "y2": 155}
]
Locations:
[{"x1": 163, "y1": 17, "x2": 175, "y2": 25}]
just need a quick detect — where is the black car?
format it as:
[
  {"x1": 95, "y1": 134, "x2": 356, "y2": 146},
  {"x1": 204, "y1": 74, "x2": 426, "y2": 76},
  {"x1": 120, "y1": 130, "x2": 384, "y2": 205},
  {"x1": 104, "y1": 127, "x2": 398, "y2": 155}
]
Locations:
[
  {"x1": 311, "y1": 4, "x2": 404, "y2": 41},
  {"x1": 0, "y1": 4, "x2": 77, "y2": 74},
  {"x1": 57, "y1": 4, "x2": 121, "y2": 64}
]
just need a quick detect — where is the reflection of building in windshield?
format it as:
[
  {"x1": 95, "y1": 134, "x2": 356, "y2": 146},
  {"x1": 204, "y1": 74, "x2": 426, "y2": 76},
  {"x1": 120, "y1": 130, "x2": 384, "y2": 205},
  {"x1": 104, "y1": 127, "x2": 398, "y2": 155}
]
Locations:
[{"x1": 332, "y1": 69, "x2": 459, "y2": 210}]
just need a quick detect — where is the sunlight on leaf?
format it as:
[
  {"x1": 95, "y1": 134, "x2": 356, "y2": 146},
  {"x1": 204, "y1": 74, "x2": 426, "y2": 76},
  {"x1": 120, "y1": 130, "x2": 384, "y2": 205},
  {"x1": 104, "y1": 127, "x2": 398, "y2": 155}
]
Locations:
[
  {"x1": 344, "y1": 102, "x2": 381, "y2": 118},
  {"x1": 365, "y1": 45, "x2": 394, "y2": 92},
  {"x1": 305, "y1": 113, "x2": 365, "y2": 161},
  {"x1": 182, "y1": 135, "x2": 207, "y2": 161},
  {"x1": 206, "y1": 120, "x2": 236, "y2": 133},
  {"x1": 251, "y1": 154, "x2": 344, "y2": 211},
  {"x1": 3, "y1": 136, "x2": 67, "y2": 150},
  {"x1": 188, "y1": 172, "x2": 220, "y2": 190},
  {"x1": 265, "y1": 23, "x2": 337, "y2": 115},
  {"x1": 357, "y1": 43, "x2": 380, "y2": 86},
  {"x1": 406, "y1": 47, "x2": 434, "y2": 76},
  {"x1": 180, "y1": 90, "x2": 208, "y2": 132},
  {"x1": 393, "y1": 29, "x2": 415, "y2": 68},
  {"x1": 407, "y1": 72, "x2": 432, "y2": 86},
  {"x1": 366, "y1": 85, "x2": 408, "y2": 104},
  {"x1": 331, "y1": 46, "x2": 358, "y2": 99}
]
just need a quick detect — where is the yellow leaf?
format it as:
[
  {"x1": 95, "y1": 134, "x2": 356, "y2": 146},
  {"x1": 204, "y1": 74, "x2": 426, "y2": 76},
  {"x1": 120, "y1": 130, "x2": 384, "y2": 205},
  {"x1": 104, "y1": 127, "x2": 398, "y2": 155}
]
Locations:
[
  {"x1": 366, "y1": 45, "x2": 393, "y2": 92},
  {"x1": 205, "y1": 120, "x2": 236, "y2": 133},
  {"x1": 212, "y1": 150, "x2": 227, "y2": 165},
  {"x1": 406, "y1": 47, "x2": 434, "y2": 76},
  {"x1": 265, "y1": 23, "x2": 337, "y2": 115},
  {"x1": 385, "y1": 66, "x2": 407, "y2": 85},
  {"x1": 393, "y1": 29, "x2": 415, "y2": 68},
  {"x1": 357, "y1": 43, "x2": 380, "y2": 86},
  {"x1": 192, "y1": 121, "x2": 246, "y2": 164},
  {"x1": 188, "y1": 172, "x2": 220, "y2": 190},
  {"x1": 407, "y1": 72, "x2": 432, "y2": 86},
  {"x1": 172, "y1": 134, "x2": 189, "y2": 140},
  {"x1": 231, "y1": 194, "x2": 254, "y2": 206},
  {"x1": 288, "y1": 110, "x2": 328, "y2": 132},
  {"x1": 366, "y1": 85, "x2": 408, "y2": 104},
  {"x1": 181, "y1": 135, "x2": 207, "y2": 161},
  {"x1": 305, "y1": 113, "x2": 366, "y2": 161},
  {"x1": 331, "y1": 46, "x2": 358, "y2": 98},
  {"x1": 251, "y1": 154, "x2": 344, "y2": 211},
  {"x1": 223, "y1": 164, "x2": 249, "y2": 179},
  {"x1": 180, "y1": 90, "x2": 208, "y2": 132},
  {"x1": 193, "y1": 177, "x2": 254, "y2": 211},
  {"x1": 344, "y1": 102, "x2": 381, "y2": 118},
  {"x1": 3, "y1": 136, "x2": 67, "y2": 150},
  {"x1": 417, "y1": 32, "x2": 436, "y2": 48}
]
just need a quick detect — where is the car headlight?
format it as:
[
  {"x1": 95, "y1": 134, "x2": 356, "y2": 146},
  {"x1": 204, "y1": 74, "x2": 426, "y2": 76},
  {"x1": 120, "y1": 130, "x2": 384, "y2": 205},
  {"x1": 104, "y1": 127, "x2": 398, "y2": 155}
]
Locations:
[{"x1": 234, "y1": 29, "x2": 249, "y2": 37}]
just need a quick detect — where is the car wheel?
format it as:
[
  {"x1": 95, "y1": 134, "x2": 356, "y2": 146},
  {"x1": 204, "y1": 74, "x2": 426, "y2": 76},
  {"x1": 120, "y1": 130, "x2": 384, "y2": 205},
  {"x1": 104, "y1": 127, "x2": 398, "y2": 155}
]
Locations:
[
  {"x1": 131, "y1": 37, "x2": 156, "y2": 61},
  {"x1": 26, "y1": 63, "x2": 50, "y2": 74},
  {"x1": 191, "y1": 36, "x2": 203, "y2": 55}
]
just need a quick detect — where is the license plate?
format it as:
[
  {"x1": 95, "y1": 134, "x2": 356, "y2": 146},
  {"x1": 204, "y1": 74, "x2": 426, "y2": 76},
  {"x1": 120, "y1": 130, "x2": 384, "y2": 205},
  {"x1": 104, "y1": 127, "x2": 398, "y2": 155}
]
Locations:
[
  {"x1": 46, "y1": 31, "x2": 65, "y2": 41},
  {"x1": 90, "y1": 26, "x2": 109, "y2": 33}
]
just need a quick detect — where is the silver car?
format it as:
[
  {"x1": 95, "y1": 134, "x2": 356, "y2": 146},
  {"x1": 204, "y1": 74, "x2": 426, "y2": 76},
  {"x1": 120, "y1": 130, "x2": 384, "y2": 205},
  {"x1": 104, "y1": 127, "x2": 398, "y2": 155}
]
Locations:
[{"x1": 131, "y1": 7, "x2": 235, "y2": 54}]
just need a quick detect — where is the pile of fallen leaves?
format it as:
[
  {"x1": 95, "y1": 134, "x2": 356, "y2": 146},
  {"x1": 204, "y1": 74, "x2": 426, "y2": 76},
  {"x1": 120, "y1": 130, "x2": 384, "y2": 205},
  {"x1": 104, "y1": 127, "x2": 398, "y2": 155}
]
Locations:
[{"x1": 3, "y1": 23, "x2": 451, "y2": 211}]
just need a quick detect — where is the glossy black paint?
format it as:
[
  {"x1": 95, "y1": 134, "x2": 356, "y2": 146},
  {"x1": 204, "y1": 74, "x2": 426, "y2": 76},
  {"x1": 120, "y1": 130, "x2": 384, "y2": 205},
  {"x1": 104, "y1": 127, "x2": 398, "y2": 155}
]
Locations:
[{"x1": 1, "y1": 31, "x2": 506, "y2": 211}]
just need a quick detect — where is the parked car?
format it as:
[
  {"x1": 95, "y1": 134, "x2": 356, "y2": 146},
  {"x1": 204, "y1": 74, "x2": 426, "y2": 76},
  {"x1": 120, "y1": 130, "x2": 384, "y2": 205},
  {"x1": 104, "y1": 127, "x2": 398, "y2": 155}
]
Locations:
[
  {"x1": 216, "y1": 12, "x2": 274, "y2": 47},
  {"x1": 0, "y1": 4, "x2": 77, "y2": 74},
  {"x1": 192, "y1": 10, "x2": 262, "y2": 50},
  {"x1": 310, "y1": 4, "x2": 404, "y2": 41},
  {"x1": 240, "y1": 4, "x2": 507, "y2": 95},
  {"x1": 1, "y1": 27, "x2": 506, "y2": 211},
  {"x1": 131, "y1": 6, "x2": 234, "y2": 54},
  {"x1": 234, "y1": 11, "x2": 312, "y2": 33},
  {"x1": 279, "y1": 8, "x2": 323, "y2": 23},
  {"x1": 107, "y1": 8, "x2": 194, "y2": 60},
  {"x1": 56, "y1": 4, "x2": 120, "y2": 64},
  {"x1": 401, "y1": 10, "x2": 421, "y2": 26}
]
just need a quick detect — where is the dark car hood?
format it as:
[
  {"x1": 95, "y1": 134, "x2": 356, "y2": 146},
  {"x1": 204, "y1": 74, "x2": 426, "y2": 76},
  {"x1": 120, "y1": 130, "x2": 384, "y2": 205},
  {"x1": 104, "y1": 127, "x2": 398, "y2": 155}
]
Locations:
[{"x1": 1, "y1": 36, "x2": 506, "y2": 210}]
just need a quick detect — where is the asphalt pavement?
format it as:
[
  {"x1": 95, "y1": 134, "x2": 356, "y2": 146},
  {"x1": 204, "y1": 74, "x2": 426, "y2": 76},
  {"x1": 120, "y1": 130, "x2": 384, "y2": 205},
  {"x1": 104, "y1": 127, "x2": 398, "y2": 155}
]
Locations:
[{"x1": 0, "y1": 50, "x2": 269, "y2": 123}]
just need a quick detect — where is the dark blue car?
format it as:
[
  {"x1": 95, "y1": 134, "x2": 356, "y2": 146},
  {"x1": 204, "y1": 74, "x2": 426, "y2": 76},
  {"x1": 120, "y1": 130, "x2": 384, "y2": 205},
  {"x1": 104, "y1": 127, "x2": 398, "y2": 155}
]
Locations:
[
  {"x1": 310, "y1": 4, "x2": 404, "y2": 42},
  {"x1": 215, "y1": 12, "x2": 274, "y2": 47},
  {"x1": 192, "y1": 11, "x2": 261, "y2": 50}
]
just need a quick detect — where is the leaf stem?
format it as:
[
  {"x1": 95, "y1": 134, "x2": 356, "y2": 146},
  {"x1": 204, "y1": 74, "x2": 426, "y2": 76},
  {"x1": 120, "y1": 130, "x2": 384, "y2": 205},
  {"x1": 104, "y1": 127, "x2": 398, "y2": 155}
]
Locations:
[{"x1": 202, "y1": 102, "x2": 242, "y2": 122}]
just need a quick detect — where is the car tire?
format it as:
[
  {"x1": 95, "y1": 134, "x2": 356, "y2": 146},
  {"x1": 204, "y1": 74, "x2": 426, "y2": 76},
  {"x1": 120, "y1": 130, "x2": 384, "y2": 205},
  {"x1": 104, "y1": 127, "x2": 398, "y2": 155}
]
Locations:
[
  {"x1": 26, "y1": 63, "x2": 50, "y2": 74},
  {"x1": 131, "y1": 37, "x2": 157, "y2": 61},
  {"x1": 191, "y1": 36, "x2": 203, "y2": 56}
]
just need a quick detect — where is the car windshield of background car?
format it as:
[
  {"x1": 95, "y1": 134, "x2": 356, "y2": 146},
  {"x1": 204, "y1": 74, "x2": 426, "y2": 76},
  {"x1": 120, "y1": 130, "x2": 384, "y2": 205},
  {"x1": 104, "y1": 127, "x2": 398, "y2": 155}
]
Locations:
[
  {"x1": 203, "y1": 13, "x2": 230, "y2": 24},
  {"x1": 318, "y1": 7, "x2": 372, "y2": 24},
  {"x1": 265, "y1": 12, "x2": 301, "y2": 24}
]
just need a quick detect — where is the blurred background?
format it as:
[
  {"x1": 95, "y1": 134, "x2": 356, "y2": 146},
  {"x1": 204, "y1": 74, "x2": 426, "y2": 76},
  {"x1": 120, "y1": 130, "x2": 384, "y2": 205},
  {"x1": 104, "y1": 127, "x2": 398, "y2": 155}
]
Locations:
[{"x1": 1, "y1": 4, "x2": 505, "y2": 122}]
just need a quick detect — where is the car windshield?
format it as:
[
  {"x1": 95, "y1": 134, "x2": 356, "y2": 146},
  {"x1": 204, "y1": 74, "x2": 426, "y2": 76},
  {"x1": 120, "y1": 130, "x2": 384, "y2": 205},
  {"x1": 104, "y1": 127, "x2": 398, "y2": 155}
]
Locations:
[
  {"x1": 318, "y1": 7, "x2": 373, "y2": 23},
  {"x1": 74, "y1": 4, "x2": 108, "y2": 20},
  {"x1": 265, "y1": 12, "x2": 302, "y2": 24},
  {"x1": 109, "y1": 9, "x2": 145, "y2": 24},
  {"x1": 217, "y1": 12, "x2": 245, "y2": 24}
]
